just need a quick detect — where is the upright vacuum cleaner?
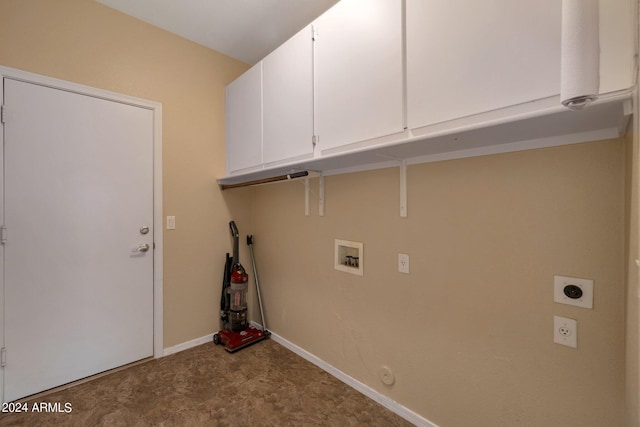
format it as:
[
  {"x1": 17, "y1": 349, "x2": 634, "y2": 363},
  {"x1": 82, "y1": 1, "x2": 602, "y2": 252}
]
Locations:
[{"x1": 213, "y1": 221, "x2": 269, "y2": 352}]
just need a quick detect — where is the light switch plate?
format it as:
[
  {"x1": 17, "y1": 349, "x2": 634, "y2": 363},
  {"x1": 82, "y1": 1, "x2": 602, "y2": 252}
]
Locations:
[
  {"x1": 398, "y1": 254, "x2": 410, "y2": 274},
  {"x1": 554, "y1": 275, "x2": 593, "y2": 309}
]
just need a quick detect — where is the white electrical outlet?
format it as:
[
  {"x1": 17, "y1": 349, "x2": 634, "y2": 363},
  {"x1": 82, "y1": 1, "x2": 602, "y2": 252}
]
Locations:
[
  {"x1": 398, "y1": 254, "x2": 410, "y2": 274},
  {"x1": 554, "y1": 316, "x2": 577, "y2": 348},
  {"x1": 554, "y1": 275, "x2": 593, "y2": 309}
]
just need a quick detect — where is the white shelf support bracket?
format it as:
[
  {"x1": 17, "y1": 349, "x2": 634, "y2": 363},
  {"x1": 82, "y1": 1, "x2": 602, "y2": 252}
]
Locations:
[
  {"x1": 304, "y1": 177, "x2": 310, "y2": 216},
  {"x1": 400, "y1": 160, "x2": 408, "y2": 218},
  {"x1": 319, "y1": 174, "x2": 325, "y2": 217},
  {"x1": 296, "y1": 171, "x2": 321, "y2": 217}
]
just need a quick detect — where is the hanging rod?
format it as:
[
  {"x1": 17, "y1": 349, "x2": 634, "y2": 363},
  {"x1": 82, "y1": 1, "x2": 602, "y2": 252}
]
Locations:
[{"x1": 219, "y1": 171, "x2": 313, "y2": 190}]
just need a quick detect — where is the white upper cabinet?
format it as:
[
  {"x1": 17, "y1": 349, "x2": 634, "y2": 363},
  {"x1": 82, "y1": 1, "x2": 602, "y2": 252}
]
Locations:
[
  {"x1": 221, "y1": 0, "x2": 635, "y2": 185},
  {"x1": 314, "y1": 0, "x2": 405, "y2": 152},
  {"x1": 406, "y1": 0, "x2": 561, "y2": 130},
  {"x1": 225, "y1": 62, "x2": 262, "y2": 173},
  {"x1": 262, "y1": 25, "x2": 314, "y2": 165}
]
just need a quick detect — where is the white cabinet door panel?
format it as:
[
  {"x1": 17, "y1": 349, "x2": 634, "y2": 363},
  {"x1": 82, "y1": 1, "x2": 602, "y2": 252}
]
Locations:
[
  {"x1": 315, "y1": 0, "x2": 404, "y2": 152},
  {"x1": 263, "y1": 25, "x2": 314, "y2": 164},
  {"x1": 406, "y1": 0, "x2": 561, "y2": 129},
  {"x1": 226, "y1": 63, "x2": 262, "y2": 173}
]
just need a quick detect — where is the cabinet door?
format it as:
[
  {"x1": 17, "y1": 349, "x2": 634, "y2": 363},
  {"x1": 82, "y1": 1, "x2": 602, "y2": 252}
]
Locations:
[
  {"x1": 314, "y1": 0, "x2": 404, "y2": 152},
  {"x1": 263, "y1": 25, "x2": 314, "y2": 164},
  {"x1": 406, "y1": 0, "x2": 561, "y2": 130},
  {"x1": 225, "y1": 62, "x2": 262, "y2": 173}
]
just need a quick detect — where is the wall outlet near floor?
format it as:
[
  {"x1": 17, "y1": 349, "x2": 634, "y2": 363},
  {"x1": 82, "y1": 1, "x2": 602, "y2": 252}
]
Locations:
[
  {"x1": 398, "y1": 253, "x2": 409, "y2": 274},
  {"x1": 554, "y1": 315, "x2": 577, "y2": 348}
]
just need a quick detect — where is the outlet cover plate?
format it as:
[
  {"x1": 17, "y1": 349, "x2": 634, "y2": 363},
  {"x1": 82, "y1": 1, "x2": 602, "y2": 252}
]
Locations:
[
  {"x1": 398, "y1": 253, "x2": 410, "y2": 274},
  {"x1": 166, "y1": 215, "x2": 176, "y2": 230},
  {"x1": 554, "y1": 275, "x2": 593, "y2": 309},
  {"x1": 554, "y1": 315, "x2": 577, "y2": 348}
]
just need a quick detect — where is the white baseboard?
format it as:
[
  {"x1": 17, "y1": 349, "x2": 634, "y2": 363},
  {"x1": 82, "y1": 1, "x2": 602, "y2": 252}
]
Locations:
[
  {"x1": 162, "y1": 333, "x2": 214, "y2": 356},
  {"x1": 267, "y1": 330, "x2": 438, "y2": 427}
]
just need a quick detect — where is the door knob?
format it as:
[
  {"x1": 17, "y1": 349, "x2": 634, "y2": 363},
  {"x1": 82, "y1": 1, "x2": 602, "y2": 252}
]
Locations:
[{"x1": 132, "y1": 243, "x2": 150, "y2": 253}]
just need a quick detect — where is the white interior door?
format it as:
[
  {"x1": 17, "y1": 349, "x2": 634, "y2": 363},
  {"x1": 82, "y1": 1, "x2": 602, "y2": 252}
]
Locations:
[{"x1": 3, "y1": 78, "x2": 154, "y2": 401}]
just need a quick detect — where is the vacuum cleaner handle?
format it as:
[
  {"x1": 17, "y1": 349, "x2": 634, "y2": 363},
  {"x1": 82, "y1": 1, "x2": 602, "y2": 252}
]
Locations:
[
  {"x1": 246, "y1": 234, "x2": 268, "y2": 334},
  {"x1": 229, "y1": 221, "x2": 239, "y2": 265}
]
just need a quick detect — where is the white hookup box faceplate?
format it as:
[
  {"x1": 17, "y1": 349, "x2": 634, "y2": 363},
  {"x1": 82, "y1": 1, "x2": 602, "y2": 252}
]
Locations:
[
  {"x1": 335, "y1": 239, "x2": 363, "y2": 276},
  {"x1": 554, "y1": 275, "x2": 593, "y2": 309}
]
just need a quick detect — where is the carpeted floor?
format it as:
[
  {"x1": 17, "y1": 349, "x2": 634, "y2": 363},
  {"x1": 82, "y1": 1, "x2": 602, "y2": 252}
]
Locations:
[{"x1": 0, "y1": 338, "x2": 413, "y2": 426}]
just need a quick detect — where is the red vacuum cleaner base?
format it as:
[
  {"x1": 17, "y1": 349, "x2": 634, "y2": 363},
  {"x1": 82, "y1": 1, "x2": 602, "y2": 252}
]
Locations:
[{"x1": 214, "y1": 326, "x2": 268, "y2": 353}]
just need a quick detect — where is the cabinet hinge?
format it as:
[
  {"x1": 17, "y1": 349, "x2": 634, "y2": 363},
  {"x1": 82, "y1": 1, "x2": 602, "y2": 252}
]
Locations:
[
  {"x1": 312, "y1": 135, "x2": 319, "y2": 147},
  {"x1": 1, "y1": 225, "x2": 6, "y2": 245},
  {"x1": 1, "y1": 347, "x2": 6, "y2": 367},
  {"x1": 312, "y1": 25, "x2": 318, "y2": 42},
  {"x1": 1, "y1": 105, "x2": 5, "y2": 124}
]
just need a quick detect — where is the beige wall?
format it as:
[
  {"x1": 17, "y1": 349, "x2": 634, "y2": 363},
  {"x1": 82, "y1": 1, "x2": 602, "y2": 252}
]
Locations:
[
  {"x1": 252, "y1": 140, "x2": 626, "y2": 426},
  {"x1": 0, "y1": 0, "x2": 252, "y2": 347},
  {"x1": 625, "y1": 55, "x2": 640, "y2": 424}
]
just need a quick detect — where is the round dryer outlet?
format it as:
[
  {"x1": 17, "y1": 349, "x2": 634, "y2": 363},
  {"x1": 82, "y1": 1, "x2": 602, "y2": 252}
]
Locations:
[{"x1": 378, "y1": 366, "x2": 395, "y2": 386}]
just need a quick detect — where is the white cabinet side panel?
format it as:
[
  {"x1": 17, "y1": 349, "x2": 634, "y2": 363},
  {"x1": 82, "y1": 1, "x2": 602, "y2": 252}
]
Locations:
[{"x1": 599, "y1": 0, "x2": 635, "y2": 93}]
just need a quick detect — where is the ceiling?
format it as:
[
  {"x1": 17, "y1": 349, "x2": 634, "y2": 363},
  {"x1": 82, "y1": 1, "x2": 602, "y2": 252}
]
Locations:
[{"x1": 96, "y1": 0, "x2": 339, "y2": 65}]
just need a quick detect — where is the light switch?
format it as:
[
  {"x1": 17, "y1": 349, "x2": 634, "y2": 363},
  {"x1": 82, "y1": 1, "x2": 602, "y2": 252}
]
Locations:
[
  {"x1": 398, "y1": 254, "x2": 410, "y2": 274},
  {"x1": 166, "y1": 216, "x2": 176, "y2": 230}
]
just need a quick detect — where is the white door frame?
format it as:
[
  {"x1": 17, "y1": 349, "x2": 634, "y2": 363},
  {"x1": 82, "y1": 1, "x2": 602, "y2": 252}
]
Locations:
[{"x1": 0, "y1": 66, "x2": 163, "y2": 401}]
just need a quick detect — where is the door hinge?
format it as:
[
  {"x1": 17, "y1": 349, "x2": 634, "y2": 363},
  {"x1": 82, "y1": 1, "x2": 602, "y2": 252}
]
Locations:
[
  {"x1": 312, "y1": 135, "x2": 319, "y2": 147},
  {"x1": 1, "y1": 105, "x2": 5, "y2": 124},
  {"x1": 1, "y1": 225, "x2": 6, "y2": 244},
  {"x1": 1, "y1": 348, "x2": 6, "y2": 367}
]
